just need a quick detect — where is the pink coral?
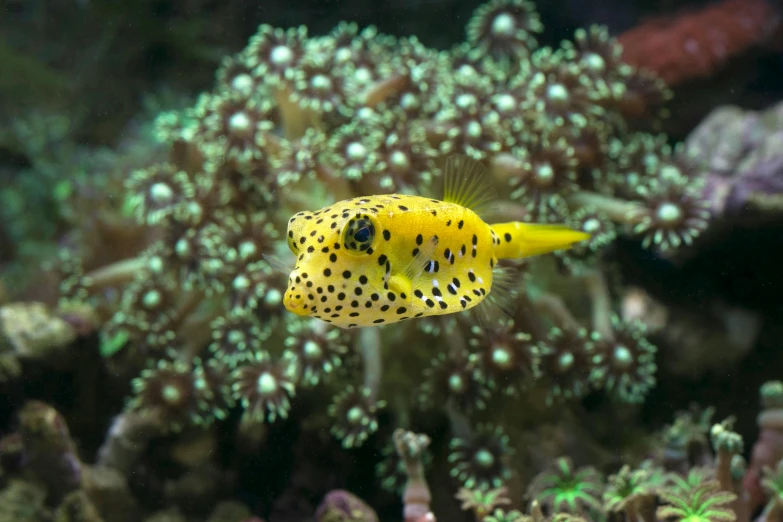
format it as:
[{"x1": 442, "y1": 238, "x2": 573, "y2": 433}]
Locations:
[{"x1": 617, "y1": 0, "x2": 780, "y2": 85}]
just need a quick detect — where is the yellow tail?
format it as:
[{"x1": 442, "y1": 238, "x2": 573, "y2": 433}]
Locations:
[{"x1": 491, "y1": 222, "x2": 590, "y2": 259}]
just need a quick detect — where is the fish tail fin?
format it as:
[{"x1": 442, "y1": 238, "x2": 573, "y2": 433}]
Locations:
[{"x1": 491, "y1": 222, "x2": 590, "y2": 259}]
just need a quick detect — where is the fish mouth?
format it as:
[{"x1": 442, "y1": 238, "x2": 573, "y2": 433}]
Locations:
[{"x1": 283, "y1": 287, "x2": 309, "y2": 316}]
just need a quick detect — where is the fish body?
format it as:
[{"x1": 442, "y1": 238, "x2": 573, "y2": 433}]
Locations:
[{"x1": 282, "y1": 156, "x2": 589, "y2": 328}]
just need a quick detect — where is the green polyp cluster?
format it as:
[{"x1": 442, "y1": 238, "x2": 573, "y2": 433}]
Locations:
[
  {"x1": 710, "y1": 420, "x2": 744, "y2": 455},
  {"x1": 449, "y1": 424, "x2": 514, "y2": 491},
  {"x1": 527, "y1": 457, "x2": 604, "y2": 517},
  {"x1": 455, "y1": 486, "x2": 514, "y2": 520},
  {"x1": 762, "y1": 461, "x2": 783, "y2": 502},
  {"x1": 282, "y1": 317, "x2": 350, "y2": 387},
  {"x1": 588, "y1": 316, "x2": 657, "y2": 404},
  {"x1": 419, "y1": 350, "x2": 492, "y2": 412},
  {"x1": 466, "y1": 0, "x2": 542, "y2": 62},
  {"x1": 231, "y1": 351, "x2": 296, "y2": 424},
  {"x1": 328, "y1": 385, "x2": 385, "y2": 449},
  {"x1": 375, "y1": 438, "x2": 433, "y2": 494},
  {"x1": 208, "y1": 310, "x2": 266, "y2": 368},
  {"x1": 468, "y1": 320, "x2": 539, "y2": 397},
  {"x1": 125, "y1": 163, "x2": 183, "y2": 225},
  {"x1": 127, "y1": 358, "x2": 221, "y2": 432},
  {"x1": 243, "y1": 25, "x2": 308, "y2": 83},
  {"x1": 538, "y1": 327, "x2": 597, "y2": 403},
  {"x1": 603, "y1": 463, "x2": 663, "y2": 515},
  {"x1": 761, "y1": 381, "x2": 783, "y2": 410},
  {"x1": 629, "y1": 168, "x2": 711, "y2": 253},
  {"x1": 656, "y1": 471, "x2": 737, "y2": 522},
  {"x1": 484, "y1": 509, "x2": 526, "y2": 522},
  {"x1": 326, "y1": 118, "x2": 385, "y2": 181}
]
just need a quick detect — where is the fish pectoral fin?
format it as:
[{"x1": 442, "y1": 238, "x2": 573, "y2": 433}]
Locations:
[
  {"x1": 387, "y1": 274, "x2": 412, "y2": 301},
  {"x1": 471, "y1": 264, "x2": 524, "y2": 328},
  {"x1": 401, "y1": 235, "x2": 439, "y2": 283},
  {"x1": 442, "y1": 154, "x2": 496, "y2": 215},
  {"x1": 262, "y1": 253, "x2": 294, "y2": 274}
]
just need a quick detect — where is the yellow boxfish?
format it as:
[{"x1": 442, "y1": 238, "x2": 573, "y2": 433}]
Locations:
[{"x1": 282, "y1": 155, "x2": 589, "y2": 328}]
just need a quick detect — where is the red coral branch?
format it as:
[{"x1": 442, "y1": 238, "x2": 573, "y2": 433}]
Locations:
[{"x1": 617, "y1": 0, "x2": 780, "y2": 85}]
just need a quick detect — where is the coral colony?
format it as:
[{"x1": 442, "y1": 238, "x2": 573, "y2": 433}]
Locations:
[{"x1": 0, "y1": 0, "x2": 781, "y2": 520}]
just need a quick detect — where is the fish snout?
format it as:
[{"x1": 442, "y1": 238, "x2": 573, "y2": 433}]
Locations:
[{"x1": 283, "y1": 281, "x2": 309, "y2": 317}]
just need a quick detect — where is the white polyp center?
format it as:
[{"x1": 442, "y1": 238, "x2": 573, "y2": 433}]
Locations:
[
  {"x1": 142, "y1": 290, "x2": 162, "y2": 309},
  {"x1": 147, "y1": 256, "x2": 164, "y2": 274},
  {"x1": 238, "y1": 240, "x2": 257, "y2": 260},
  {"x1": 400, "y1": 93, "x2": 419, "y2": 111},
  {"x1": 583, "y1": 217, "x2": 602, "y2": 233},
  {"x1": 175, "y1": 238, "x2": 190, "y2": 258},
  {"x1": 494, "y1": 93, "x2": 516, "y2": 112},
  {"x1": 353, "y1": 68, "x2": 372, "y2": 84},
  {"x1": 491, "y1": 12, "x2": 516, "y2": 36},
  {"x1": 347, "y1": 406, "x2": 364, "y2": 424},
  {"x1": 389, "y1": 150, "x2": 410, "y2": 169},
  {"x1": 613, "y1": 345, "x2": 633, "y2": 369},
  {"x1": 492, "y1": 346, "x2": 512, "y2": 368},
  {"x1": 535, "y1": 163, "x2": 555, "y2": 185},
  {"x1": 232, "y1": 74, "x2": 254, "y2": 94},
  {"x1": 546, "y1": 83, "x2": 569, "y2": 102},
  {"x1": 474, "y1": 448, "x2": 495, "y2": 468},
  {"x1": 335, "y1": 48, "x2": 352, "y2": 63},
  {"x1": 162, "y1": 384, "x2": 182, "y2": 403},
  {"x1": 456, "y1": 93, "x2": 478, "y2": 110},
  {"x1": 449, "y1": 373, "x2": 466, "y2": 393},
  {"x1": 229, "y1": 112, "x2": 252, "y2": 135},
  {"x1": 558, "y1": 352, "x2": 575, "y2": 372},
  {"x1": 457, "y1": 64, "x2": 479, "y2": 77},
  {"x1": 185, "y1": 201, "x2": 203, "y2": 223},
  {"x1": 266, "y1": 288, "x2": 282, "y2": 306},
  {"x1": 311, "y1": 74, "x2": 332, "y2": 91},
  {"x1": 466, "y1": 120, "x2": 483, "y2": 138},
  {"x1": 584, "y1": 53, "x2": 606, "y2": 72},
  {"x1": 303, "y1": 340, "x2": 322, "y2": 359},
  {"x1": 233, "y1": 274, "x2": 250, "y2": 290},
  {"x1": 656, "y1": 202, "x2": 683, "y2": 223},
  {"x1": 270, "y1": 45, "x2": 294, "y2": 66},
  {"x1": 257, "y1": 371, "x2": 278, "y2": 394},
  {"x1": 228, "y1": 330, "x2": 245, "y2": 345},
  {"x1": 346, "y1": 141, "x2": 367, "y2": 160},
  {"x1": 149, "y1": 182, "x2": 174, "y2": 204}
]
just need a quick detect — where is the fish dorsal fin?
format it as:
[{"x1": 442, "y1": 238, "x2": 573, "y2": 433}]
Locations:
[
  {"x1": 388, "y1": 235, "x2": 440, "y2": 298},
  {"x1": 442, "y1": 155, "x2": 496, "y2": 215}
]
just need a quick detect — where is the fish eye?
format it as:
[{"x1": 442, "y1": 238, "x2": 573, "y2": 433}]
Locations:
[
  {"x1": 343, "y1": 217, "x2": 376, "y2": 253},
  {"x1": 353, "y1": 227, "x2": 371, "y2": 243}
]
